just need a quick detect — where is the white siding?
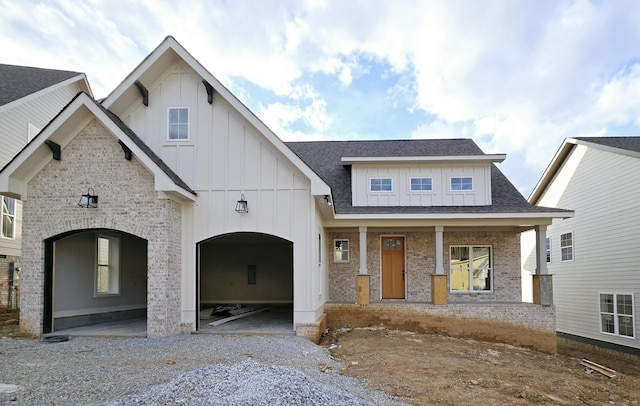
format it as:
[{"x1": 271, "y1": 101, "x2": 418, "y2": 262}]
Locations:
[
  {"x1": 539, "y1": 145, "x2": 640, "y2": 350},
  {"x1": 351, "y1": 163, "x2": 492, "y2": 206}
]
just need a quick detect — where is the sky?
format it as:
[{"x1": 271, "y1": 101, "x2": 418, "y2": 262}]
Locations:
[{"x1": 2, "y1": 0, "x2": 640, "y2": 197}]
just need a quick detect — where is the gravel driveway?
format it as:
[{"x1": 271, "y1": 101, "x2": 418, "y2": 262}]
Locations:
[{"x1": 0, "y1": 334, "x2": 406, "y2": 405}]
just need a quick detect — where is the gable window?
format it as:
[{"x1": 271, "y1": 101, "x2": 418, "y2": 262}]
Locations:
[
  {"x1": 370, "y1": 178, "x2": 392, "y2": 192},
  {"x1": 334, "y1": 239, "x2": 349, "y2": 262},
  {"x1": 1, "y1": 196, "x2": 15, "y2": 239},
  {"x1": 560, "y1": 232, "x2": 573, "y2": 261},
  {"x1": 600, "y1": 293, "x2": 634, "y2": 338},
  {"x1": 451, "y1": 177, "x2": 473, "y2": 191},
  {"x1": 96, "y1": 235, "x2": 120, "y2": 296},
  {"x1": 410, "y1": 177, "x2": 433, "y2": 192},
  {"x1": 546, "y1": 237, "x2": 551, "y2": 263},
  {"x1": 168, "y1": 107, "x2": 189, "y2": 140},
  {"x1": 450, "y1": 246, "x2": 492, "y2": 292}
]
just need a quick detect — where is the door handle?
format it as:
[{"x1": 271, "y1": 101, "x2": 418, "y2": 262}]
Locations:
[{"x1": 402, "y1": 270, "x2": 405, "y2": 281}]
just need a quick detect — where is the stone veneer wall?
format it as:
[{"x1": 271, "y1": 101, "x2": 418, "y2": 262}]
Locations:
[
  {"x1": 325, "y1": 303, "x2": 557, "y2": 353},
  {"x1": 20, "y1": 119, "x2": 183, "y2": 338},
  {"x1": 328, "y1": 230, "x2": 521, "y2": 303}
]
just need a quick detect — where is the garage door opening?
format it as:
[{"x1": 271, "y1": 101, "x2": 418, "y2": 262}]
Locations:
[
  {"x1": 43, "y1": 229, "x2": 147, "y2": 336},
  {"x1": 197, "y1": 232, "x2": 293, "y2": 334}
]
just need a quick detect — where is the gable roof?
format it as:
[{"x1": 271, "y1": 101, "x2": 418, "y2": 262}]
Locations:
[
  {"x1": 102, "y1": 35, "x2": 330, "y2": 196},
  {"x1": 0, "y1": 64, "x2": 90, "y2": 107},
  {"x1": 529, "y1": 136, "x2": 640, "y2": 204},
  {"x1": 0, "y1": 91, "x2": 195, "y2": 200},
  {"x1": 287, "y1": 139, "x2": 570, "y2": 218}
]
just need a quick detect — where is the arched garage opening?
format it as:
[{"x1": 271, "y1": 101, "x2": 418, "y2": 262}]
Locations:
[
  {"x1": 197, "y1": 232, "x2": 293, "y2": 333},
  {"x1": 43, "y1": 229, "x2": 147, "y2": 335}
]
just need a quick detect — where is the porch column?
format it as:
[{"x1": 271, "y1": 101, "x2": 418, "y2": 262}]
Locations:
[
  {"x1": 431, "y1": 226, "x2": 448, "y2": 305},
  {"x1": 533, "y1": 225, "x2": 553, "y2": 305},
  {"x1": 356, "y1": 226, "x2": 370, "y2": 304}
]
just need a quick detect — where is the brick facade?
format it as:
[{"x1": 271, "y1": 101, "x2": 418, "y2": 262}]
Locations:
[
  {"x1": 328, "y1": 229, "x2": 521, "y2": 303},
  {"x1": 20, "y1": 119, "x2": 183, "y2": 338}
]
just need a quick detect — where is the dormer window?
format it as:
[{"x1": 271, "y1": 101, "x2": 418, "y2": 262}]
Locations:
[
  {"x1": 451, "y1": 177, "x2": 473, "y2": 191},
  {"x1": 410, "y1": 177, "x2": 433, "y2": 192},
  {"x1": 168, "y1": 107, "x2": 189, "y2": 140},
  {"x1": 370, "y1": 178, "x2": 393, "y2": 192}
]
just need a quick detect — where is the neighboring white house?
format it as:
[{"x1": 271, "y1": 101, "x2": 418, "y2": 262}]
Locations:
[
  {"x1": 0, "y1": 37, "x2": 572, "y2": 350},
  {"x1": 524, "y1": 137, "x2": 640, "y2": 355},
  {"x1": 0, "y1": 64, "x2": 91, "y2": 307}
]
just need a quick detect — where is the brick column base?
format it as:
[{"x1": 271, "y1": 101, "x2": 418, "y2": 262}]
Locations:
[
  {"x1": 533, "y1": 274, "x2": 553, "y2": 305},
  {"x1": 431, "y1": 274, "x2": 448, "y2": 305},
  {"x1": 356, "y1": 274, "x2": 370, "y2": 305}
]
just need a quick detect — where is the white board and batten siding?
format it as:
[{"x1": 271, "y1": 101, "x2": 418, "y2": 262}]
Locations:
[
  {"x1": 121, "y1": 62, "x2": 323, "y2": 323},
  {"x1": 351, "y1": 164, "x2": 492, "y2": 207},
  {"x1": 539, "y1": 144, "x2": 640, "y2": 350},
  {"x1": 0, "y1": 84, "x2": 83, "y2": 167}
]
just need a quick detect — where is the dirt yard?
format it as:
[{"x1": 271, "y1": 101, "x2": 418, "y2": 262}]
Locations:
[{"x1": 323, "y1": 327, "x2": 640, "y2": 405}]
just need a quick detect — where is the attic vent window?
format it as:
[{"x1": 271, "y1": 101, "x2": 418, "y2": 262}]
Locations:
[{"x1": 168, "y1": 107, "x2": 189, "y2": 141}]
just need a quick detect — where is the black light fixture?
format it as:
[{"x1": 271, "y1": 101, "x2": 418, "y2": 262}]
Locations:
[
  {"x1": 235, "y1": 193, "x2": 248, "y2": 213},
  {"x1": 323, "y1": 195, "x2": 332, "y2": 206},
  {"x1": 78, "y1": 187, "x2": 98, "y2": 208}
]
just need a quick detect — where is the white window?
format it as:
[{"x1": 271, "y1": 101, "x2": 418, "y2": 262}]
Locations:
[
  {"x1": 370, "y1": 178, "x2": 392, "y2": 192},
  {"x1": 168, "y1": 107, "x2": 189, "y2": 140},
  {"x1": 450, "y1": 177, "x2": 473, "y2": 191},
  {"x1": 334, "y1": 239, "x2": 349, "y2": 262},
  {"x1": 410, "y1": 177, "x2": 433, "y2": 192},
  {"x1": 600, "y1": 293, "x2": 635, "y2": 338},
  {"x1": 28, "y1": 123, "x2": 41, "y2": 141},
  {"x1": 560, "y1": 232, "x2": 573, "y2": 261},
  {"x1": 1, "y1": 196, "x2": 16, "y2": 239},
  {"x1": 450, "y1": 246, "x2": 492, "y2": 292},
  {"x1": 95, "y1": 235, "x2": 120, "y2": 296},
  {"x1": 546, "y1": 237, "x2": 551, "y2": 263}
]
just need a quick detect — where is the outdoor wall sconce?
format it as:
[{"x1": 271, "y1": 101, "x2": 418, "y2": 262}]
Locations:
[
  {"x1": 323, "y1": 195, "x2": 332, "y2": 206},
  {"x1": 78, "y1": 188, "x2": 98, "y2": 208},
  {"x1": 235, "y1": 194, "x2": 248, "y2": 213}
]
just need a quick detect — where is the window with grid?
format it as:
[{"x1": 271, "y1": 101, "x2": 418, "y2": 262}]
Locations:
[
  {"x1": 334, "y1": 239, "x2": 349, "y2": 262},
  {"x1": 600, "y1": 293, "x2": 635, "y2": 338},
  {"x1": 1, "y1": 196, "x2": 16, "y2": 239},
  {"x1": 168, "y1": 107, "x2": 189, "y2": 140},
  {"x1": 560, "y1": 232, "x2": 573, "y2": 261},
  {"x1": 450, "y1": 177, "x2": 473, "y2": 191},
  {"x1": 546, "y1": 237, "x2": 551, "y2": 263},
  {"x1": 370, "y1": 178, "x2": 392, "y2": 192},
  {"x1": 450, "y1": 246, "x2": 492, "y2": 292},
  {"x1": 410, "y1": 177, "x2": 433, "y2": 192}
]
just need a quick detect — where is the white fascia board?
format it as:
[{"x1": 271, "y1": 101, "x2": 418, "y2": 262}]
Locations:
[
  {"x1": 341, "y1": 154, "x2": 507, "y2": 165},
  {"x1": 102, "y1": 36, "x2": 330, "y2": 196},
  {"x1": 0, "y1": 74, "x2": 91, "y2": 115},
  {"x1": 333, "y1": 211, "x2": 573, "y2": 221},
  {"x1": 528, "y1": 138, "x2": 577, "y2": 204}
]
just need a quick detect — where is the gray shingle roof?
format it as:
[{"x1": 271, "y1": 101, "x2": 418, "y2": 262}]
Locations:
[
  {"x1": 286, "y1": 139, "x2": 564, "y2": 215},
  {"x1": 574, "y1": 136, "x2": 640, "y2": 153},
  {"x1": 0, "y1": 64, "x2": 83, "y2": 107}
]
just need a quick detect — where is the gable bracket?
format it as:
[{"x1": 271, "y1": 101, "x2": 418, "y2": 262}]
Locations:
[
  {"x1": 118, "y1": 140, "x2": 132, "y2": 161},
  {"x1": 44, "y1": 140, "x2": 61, "y2": 161},
  {"x1": 134, "y1": 80, "x2": 149, "y2": 106},
  {"x1": 202, "y1": 79, "x2": 214, "y2": 104}
]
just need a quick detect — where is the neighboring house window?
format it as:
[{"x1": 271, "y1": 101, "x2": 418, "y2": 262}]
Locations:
[
  {"x1": 28, "y1": 123, "x2": 41, "y2": 142},
  {"x1": 450, "y1": 246, "x2": 492, "y2": 292},
  {"x1": 450, "y1": 177, "x2": 473, "y2": 191},
  {"x1": 600, "y1": 293, "x2": 635, "y2": 338},
  {"x1": 334, "y1": 239, "x2": 349, "y2": 262},
  {"x1": 168, "y1": 107, "x2": 189, "y2": 140},
  {"x1": 560, "y1": 232, "x2": 573, "y2": 261},
  {"x1": 370, "y1": 178, "x2": 392, "y2": 192},
  {"x1": 546, "y1": 237, "x2": 551, "y2": 263},
  {"x1": 96, "y1": 235, "x2": 120, "y2": 296},
  {"x1": 1, "y1": 196, "x2": 16, "y2": 239},
  {"x1": 410, "y1": 177, "x2": 432, "y2": 192}
]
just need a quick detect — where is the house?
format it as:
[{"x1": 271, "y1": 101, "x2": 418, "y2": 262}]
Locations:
[
  {"x1": 524, "y1": 137, "x2": 640, "y2": 355},
  {"x1": 0, "y1": 36, "x2": 571, "y2": 351},
  {"x1": 0, "y1": 64, "x2": 91, "y2": 307}
]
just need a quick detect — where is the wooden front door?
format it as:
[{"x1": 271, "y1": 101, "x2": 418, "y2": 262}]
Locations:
[{"x1": 381, "y1": 236, "x2": 405, "y2": 299}]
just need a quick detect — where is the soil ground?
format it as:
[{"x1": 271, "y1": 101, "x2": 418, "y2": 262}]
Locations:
[{"x1": 323, "y1": 327, "x2": 640, "y2": 405}]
